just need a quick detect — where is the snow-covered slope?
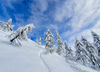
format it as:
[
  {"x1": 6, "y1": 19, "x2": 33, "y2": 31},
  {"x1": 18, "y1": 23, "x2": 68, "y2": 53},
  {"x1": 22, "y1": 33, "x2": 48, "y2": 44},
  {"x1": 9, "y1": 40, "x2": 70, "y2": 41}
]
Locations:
[{"x1": 0, "y1": 31, "x2": 98, "y2": 72}]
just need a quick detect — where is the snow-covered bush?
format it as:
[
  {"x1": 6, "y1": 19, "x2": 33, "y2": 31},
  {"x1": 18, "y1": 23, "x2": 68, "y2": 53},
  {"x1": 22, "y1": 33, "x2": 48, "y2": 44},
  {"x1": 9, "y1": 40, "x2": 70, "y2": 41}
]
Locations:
[
  {"x1": 44, "y1": 29, "x2": 54, "y2": 54},
  {"x1": 0, "y1": 19, "x2": 14, "y2": 31},
  {"x1": 7, "y1": 23, "x2": 35, "y2": 46}
]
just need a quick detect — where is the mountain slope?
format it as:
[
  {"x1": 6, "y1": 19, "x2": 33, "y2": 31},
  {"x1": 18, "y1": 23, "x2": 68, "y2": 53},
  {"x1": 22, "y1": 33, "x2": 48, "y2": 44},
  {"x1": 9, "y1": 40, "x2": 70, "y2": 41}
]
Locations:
[{"x1": 0, "y1": 30, "x2": 98, "y2": 72}]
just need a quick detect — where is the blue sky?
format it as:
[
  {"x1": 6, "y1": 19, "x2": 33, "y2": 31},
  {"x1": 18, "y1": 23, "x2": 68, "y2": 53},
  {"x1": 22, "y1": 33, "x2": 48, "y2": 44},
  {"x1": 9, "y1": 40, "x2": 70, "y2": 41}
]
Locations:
[{"x1": 0, "y1": 0, "x2": 100, "y2": 48}]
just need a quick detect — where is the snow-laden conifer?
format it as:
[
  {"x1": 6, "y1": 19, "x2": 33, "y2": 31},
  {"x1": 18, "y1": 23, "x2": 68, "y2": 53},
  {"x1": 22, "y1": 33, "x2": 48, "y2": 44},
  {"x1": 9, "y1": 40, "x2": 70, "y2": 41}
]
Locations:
[
  {"x1": 75, "y1": 37, "x2": 90, "y2": 65},
  {"x1": 91, "y1": 31, "x2": 100, "y2": 56},
  {"x1": 81, "y1": 36, "x2": 100, "y2": 67},
  {"x1": 7, "y1": 23, "x2": 35, "y2": 46},
  {"x1": 44, "y1": 29, "x2": 54, "y2": 53},
  {"x1": 36, "y1": 39, "x2": 39, "y2": 44},
  {"x1": 39, "y1": 37, "x2": 41, "y2": 45},
  {"x1": 65, "y1": 41, "x2": 73, "y2": 60},
  {"x1": 0, "y1": 19, "x2": 14, "y2": 31},
  {"x1": 56, "y1": 30, "x2": 64, "y2": 55},
  {"x1": 36, "y1": 37, "x2": 41, "y2": 45}
]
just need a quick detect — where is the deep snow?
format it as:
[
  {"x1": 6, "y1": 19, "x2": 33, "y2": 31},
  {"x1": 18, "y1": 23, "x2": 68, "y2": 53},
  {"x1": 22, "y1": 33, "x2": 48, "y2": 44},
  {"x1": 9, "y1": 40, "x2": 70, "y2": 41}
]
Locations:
[{"x1": 0, "y1": 30, "x2": 99, "y2": 72}]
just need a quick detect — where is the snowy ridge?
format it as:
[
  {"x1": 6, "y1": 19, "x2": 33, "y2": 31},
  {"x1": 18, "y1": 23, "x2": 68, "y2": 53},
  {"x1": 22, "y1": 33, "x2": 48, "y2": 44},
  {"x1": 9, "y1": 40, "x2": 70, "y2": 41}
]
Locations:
[{"x1": 0, "y1": 30, "x2": 99, "y2": 72}]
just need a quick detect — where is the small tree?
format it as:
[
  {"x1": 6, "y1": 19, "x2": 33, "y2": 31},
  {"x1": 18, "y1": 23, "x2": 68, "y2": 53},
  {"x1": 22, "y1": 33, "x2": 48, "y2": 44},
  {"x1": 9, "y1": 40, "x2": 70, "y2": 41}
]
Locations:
[
  {"x1": 36, "y1": 39, "x2": 39, "y2": 44},
  {"x1": 75, "y1": 37, "x2": 90, "y2": 65},
  {"x1": 56, "y1": 31, "x2": 64, "y2": 55},
  {"x1": 91, "y1": 31, "x2": 100, "y2": 56},
  {"x1": 0, "y1": 21, "x2": 4, "y2": 28},
  {"x1": 44, "y1": 29, "x2": 54, "y2": 54},
  {"x1": 81, "y1": 36, "x2": 100, "y2": 67},
  {"x1": 7, "y1": 24, "x2": 35, "y2": 46},
  {"x1": 1, "y1": 19, "x2": 14, "y2": 31},
  {"x1": 65, "y1": 41, "x2": 73, "y2": 60},
  {"x1": 36, "y1": 37, "x2": 41, "y2": 45},
  {"x1": 39, "y1": 37, "x2": 41, "y2": 45}
]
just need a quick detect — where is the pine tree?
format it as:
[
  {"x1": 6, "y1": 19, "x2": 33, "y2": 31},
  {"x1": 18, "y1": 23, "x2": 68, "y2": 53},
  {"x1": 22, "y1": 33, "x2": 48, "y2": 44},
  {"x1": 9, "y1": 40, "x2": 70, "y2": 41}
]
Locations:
[
  {"x1": 65, "y1": 41, "x2": 73, "y2": 60},
  {"x1": 81, "y1": 36, "x2": 100, "y2": 67},
  {"x1": 56, "y1": 30, "x2": 64, "y2": 55},
  {"x1": 75, "y1": 37, "x2": 90, "y2": 65},
  {"x1": 7, "y1": 24, "x2": 35, "y2": 46},
  {"x1": 91, "y1": 31, "x2": 100, "y2": 56},
  {"x1": 44, "y1": 29, "x2": 54, "y2": 54}
]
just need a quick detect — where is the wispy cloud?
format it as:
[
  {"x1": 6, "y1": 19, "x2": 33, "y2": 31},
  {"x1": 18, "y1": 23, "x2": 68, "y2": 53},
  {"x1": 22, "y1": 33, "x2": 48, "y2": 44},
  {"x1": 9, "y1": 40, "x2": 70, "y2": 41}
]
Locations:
[{"x1": 53, "y1": 0, "x2": 100, "y2": 48}]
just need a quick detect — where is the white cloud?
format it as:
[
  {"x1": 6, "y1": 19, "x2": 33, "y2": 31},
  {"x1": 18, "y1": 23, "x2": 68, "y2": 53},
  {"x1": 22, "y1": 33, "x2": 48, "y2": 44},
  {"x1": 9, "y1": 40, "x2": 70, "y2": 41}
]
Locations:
[
  {"x1": 54, "y1": 0, "x2": 74, "y2": 22},
  {"x1": 55, "y1": 0, "x2": 100, "y2": 32},
  {"x1": 46, "y1": 24, "x2": 59, "y2": 31},
  {"x1": 55, "y1": 0, "x2": 100, "y2": 49},
  {"x1": 68, "y1": 21, "x2": 100, "y2": 49},
  {"x1": 38, "y1": 0, "x2": 48, "y2": 12}
]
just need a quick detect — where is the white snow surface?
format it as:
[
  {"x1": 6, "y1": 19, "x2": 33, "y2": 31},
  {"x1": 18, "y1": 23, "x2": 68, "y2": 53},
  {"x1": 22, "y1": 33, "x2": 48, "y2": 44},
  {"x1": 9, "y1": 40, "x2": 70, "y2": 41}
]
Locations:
[{"x1": 0, "y1": 30, "x2": 99, "y2": 72}]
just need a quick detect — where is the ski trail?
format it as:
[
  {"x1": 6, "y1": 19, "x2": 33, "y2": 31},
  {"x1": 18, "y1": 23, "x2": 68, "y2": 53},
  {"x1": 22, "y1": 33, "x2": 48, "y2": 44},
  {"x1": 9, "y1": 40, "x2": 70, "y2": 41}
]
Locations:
[{"x1": 39, "y1": 50, "x2": 52, "y2": 72}]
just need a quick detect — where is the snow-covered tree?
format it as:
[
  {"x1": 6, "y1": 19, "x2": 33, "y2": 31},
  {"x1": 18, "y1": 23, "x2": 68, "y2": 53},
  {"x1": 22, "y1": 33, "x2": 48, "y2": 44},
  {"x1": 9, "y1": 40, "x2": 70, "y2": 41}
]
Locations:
[
  {"x1": 1, "y1": 19, "x2": 14, "y2": 31},
  {"x1": 56, "y1": 37, "x2": 64, "y2": 55},
  {"x1": 39, "y1": 37, "x2": 41, "y2": 45},
  {"x1": 91, "y1": 31, "x2": 100, "y2": 56},
  {"x1": 36, "y1": 37, "x2": 41, "y2": 45},
  {"x1": 56, "y1": 31, "x2": 64, "y2": 55},
  {"x1": 65, "y1": 41, "x2": 73, "y2": 60},
  {"x1": 44, "y1": 29, "x2": 54, "y2": 54},
  {"x1": 55, "y1": 30, "x2": 59, "y2": 40},
  {"x1": 81, "y1": 36, "x2": 100, "y2": 67},
  {"x1": 36, "y1": 39, "x2": 39, "y2": 44},
  {"x1": 0, "y1": 21, "x2": 4, "y2": 28},
  {"x1": 75, "y1": 37, "x2": 90, "y2": 65},
  {"x1": 7, "y1": 24, "x2": 35, "y2": 46}
]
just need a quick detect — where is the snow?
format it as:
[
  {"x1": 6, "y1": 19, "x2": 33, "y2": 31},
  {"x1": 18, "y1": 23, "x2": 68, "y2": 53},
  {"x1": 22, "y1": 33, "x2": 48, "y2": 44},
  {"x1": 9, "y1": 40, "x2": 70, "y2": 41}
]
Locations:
[{"x1": 0, "y1": 30, "x2": 99, "y2": 72}]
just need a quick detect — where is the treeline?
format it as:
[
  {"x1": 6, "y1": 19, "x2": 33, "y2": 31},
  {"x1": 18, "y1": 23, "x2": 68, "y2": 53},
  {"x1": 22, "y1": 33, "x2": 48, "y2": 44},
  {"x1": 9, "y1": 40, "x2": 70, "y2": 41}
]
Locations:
[
  {"x1": 0, "y1": 19, "x2": 100, "y2": 69},
  {"x1": 42, "y1": 29, "x2": 100, "y2": 68}
]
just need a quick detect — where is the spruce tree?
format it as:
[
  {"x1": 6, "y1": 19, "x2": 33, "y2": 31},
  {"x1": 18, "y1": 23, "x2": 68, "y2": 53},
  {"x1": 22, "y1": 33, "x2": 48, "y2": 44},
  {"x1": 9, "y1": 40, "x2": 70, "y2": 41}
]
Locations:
[
  {"x1": 56, "y1": 30, "x2": 64, "y2": 55},
  {"x1": 81, "y1": 36, "x2": 100, "y2": 67},
  {"x1": 75, "y1": 37, "x2": 90, "y2": 65},
  {"x1": 65, "y1": 41, "x2": 73, "y2": 60},
  {"x1": 44, "y1": 29, "x2": 54, "y2": 53},
  {"x1": 91, "y1": 31, "x2": 100, "y2": 56}
]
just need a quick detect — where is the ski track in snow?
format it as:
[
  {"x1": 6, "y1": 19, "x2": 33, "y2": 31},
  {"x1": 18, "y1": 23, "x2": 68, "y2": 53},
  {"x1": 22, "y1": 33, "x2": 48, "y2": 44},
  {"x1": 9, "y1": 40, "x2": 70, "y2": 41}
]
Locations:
[{"x1": 39, "y1": 49, "x2": 52, "y2": 72}]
